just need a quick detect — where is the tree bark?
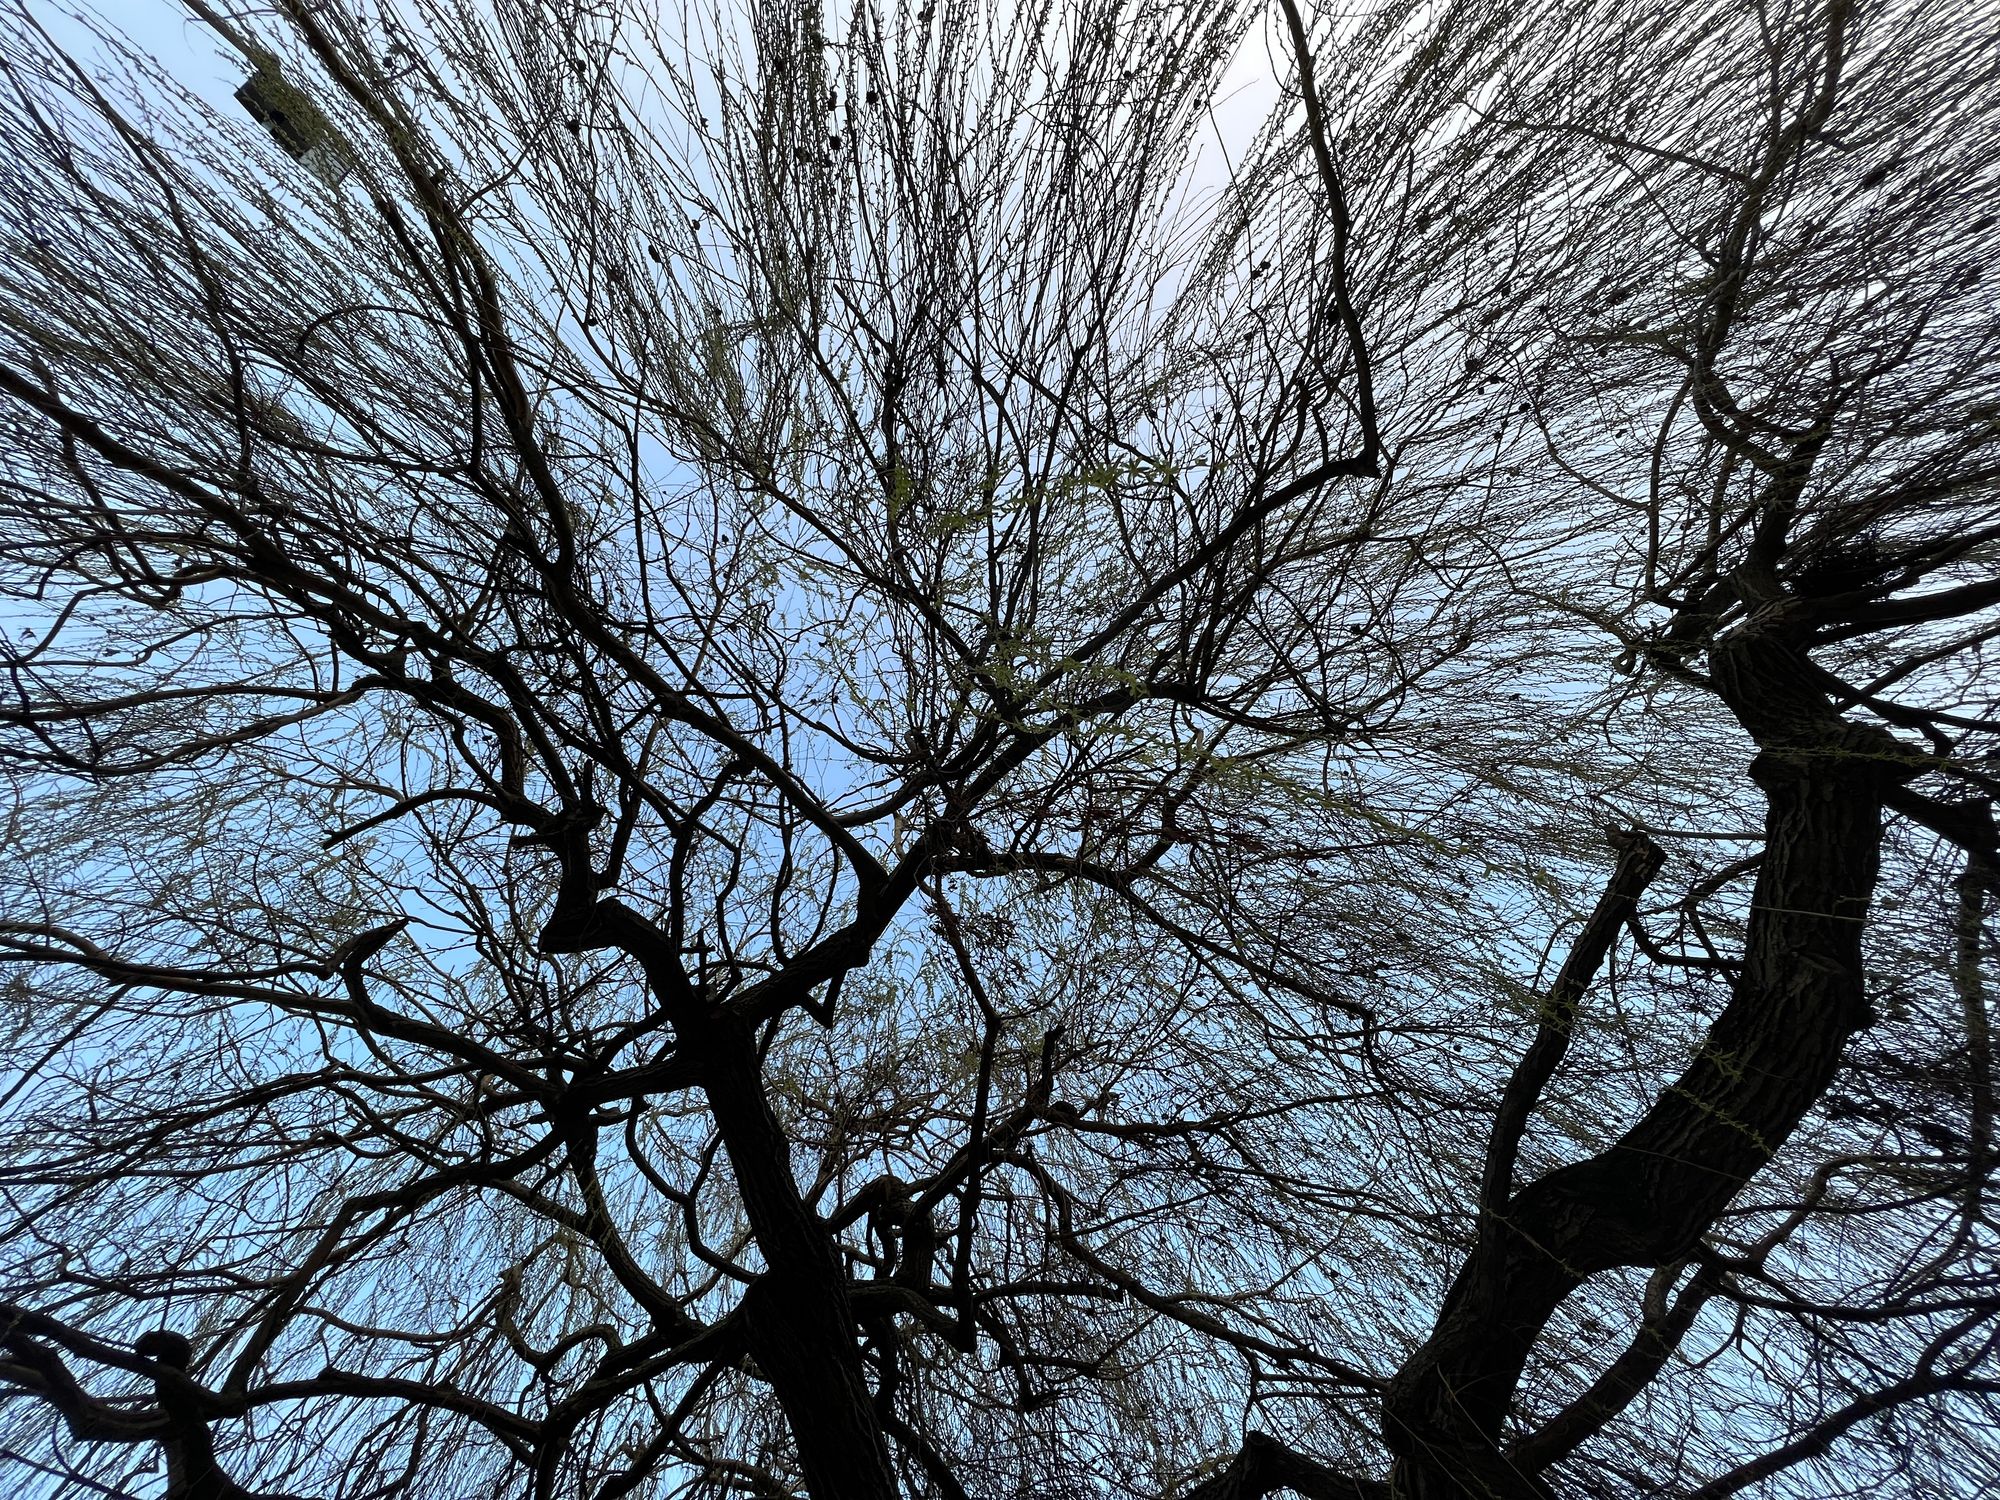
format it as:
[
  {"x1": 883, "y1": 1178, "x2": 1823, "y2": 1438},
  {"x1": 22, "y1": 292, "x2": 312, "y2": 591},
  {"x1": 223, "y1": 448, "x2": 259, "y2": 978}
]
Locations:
[
  {"x1": 1383, "y1": 626, "x2": 1914, "y2": 1497},
  {"x1": 690, "y1": 1014, "x2": 898, "y2": 1500}
]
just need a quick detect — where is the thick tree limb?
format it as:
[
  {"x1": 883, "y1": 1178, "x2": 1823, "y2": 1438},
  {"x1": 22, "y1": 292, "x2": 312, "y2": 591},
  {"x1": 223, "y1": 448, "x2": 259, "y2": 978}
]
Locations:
[
  {"x1": 1183, "y1": 1432, "x2": 1388, "y2": 1500},
  {"x1": 1479, "y1": 829, "x2": 1665, "y2": 1218}
]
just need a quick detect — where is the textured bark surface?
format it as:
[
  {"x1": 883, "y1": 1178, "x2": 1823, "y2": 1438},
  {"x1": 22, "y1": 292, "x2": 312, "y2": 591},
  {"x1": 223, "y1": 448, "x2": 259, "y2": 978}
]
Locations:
[
  {"x1": 1383, "y1": 625, "x2": 1915, "y2": 1498},
  {"x1": 693, "y1": 1016, "x2": 898, "y2": 1500}
]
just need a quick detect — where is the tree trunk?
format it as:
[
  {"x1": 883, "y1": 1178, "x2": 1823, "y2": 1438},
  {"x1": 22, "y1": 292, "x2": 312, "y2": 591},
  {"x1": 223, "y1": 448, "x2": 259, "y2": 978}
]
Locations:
[
  {"x1": 1383, "y1": 627, "x2": 1913, "y2": 1497},
  {"x1": 691, "y1": 1014, "x2": 898, "y2": 1500}
]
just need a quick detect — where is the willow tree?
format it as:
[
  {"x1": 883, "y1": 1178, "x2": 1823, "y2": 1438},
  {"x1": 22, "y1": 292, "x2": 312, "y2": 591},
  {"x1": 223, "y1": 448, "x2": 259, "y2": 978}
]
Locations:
[{"x1": 0, "y1": 0, "x2": 1995, "y2": 1498}]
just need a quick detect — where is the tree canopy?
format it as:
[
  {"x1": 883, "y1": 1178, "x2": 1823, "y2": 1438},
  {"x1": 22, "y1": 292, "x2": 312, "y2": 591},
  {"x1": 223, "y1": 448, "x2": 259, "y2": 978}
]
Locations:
[{"x1": 0, "y1": 0, "x2": 1996, "y2": 1496}]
